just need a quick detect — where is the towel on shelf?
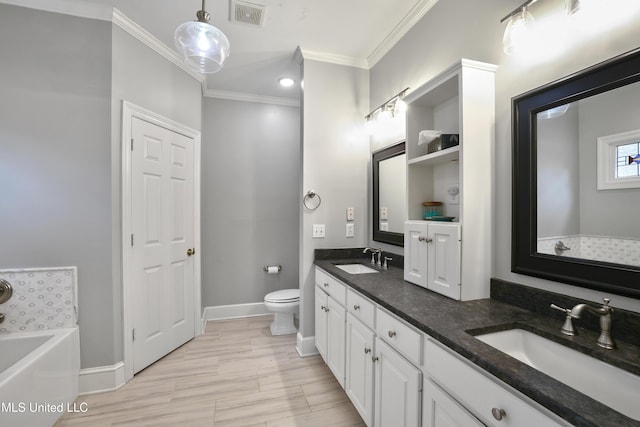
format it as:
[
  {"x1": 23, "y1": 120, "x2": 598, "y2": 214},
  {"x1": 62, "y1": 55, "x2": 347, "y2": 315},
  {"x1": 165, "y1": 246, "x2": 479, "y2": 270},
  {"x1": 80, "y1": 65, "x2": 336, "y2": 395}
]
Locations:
[{"x1": 418, "y1": 130, "x2": 442, "y2": 145}]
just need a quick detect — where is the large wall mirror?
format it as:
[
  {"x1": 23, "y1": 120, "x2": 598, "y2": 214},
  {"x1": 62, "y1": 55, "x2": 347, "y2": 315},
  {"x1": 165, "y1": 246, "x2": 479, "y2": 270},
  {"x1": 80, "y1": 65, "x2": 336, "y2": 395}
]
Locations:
[
  {"x1": 373, "y1": 141, "x2": 406, "y2": 246},
  {"x1": 513, "y1": 48, "x2": 640, "y2": 298}
]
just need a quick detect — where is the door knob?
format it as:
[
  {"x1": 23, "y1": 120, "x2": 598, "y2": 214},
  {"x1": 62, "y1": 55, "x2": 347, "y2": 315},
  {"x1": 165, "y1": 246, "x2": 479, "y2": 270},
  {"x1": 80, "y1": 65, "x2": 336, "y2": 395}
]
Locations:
[{"x1": 187, "y1": 248, "x2": 195, "y2": 256}]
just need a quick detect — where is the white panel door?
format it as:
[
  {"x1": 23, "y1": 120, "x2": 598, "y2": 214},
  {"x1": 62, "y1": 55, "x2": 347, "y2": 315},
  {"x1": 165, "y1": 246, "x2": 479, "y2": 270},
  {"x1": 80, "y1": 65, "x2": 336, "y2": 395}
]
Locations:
[
  {"x1": 374, "y1": 337, "x2": 422, "y2": 427},
  {"x1": 404, "y1": 221, "x2": 429, "y2": 287},
  {"x1": 131, "y1": 117, "x2": 195, "y2": 373},
  {"x1": 427, "y1": 223, "x2": 461, "y2": 300},
  {"x1": 423, "y1": 379, "x2": 485, "y2": 427},
  {"x1": 326, "y1": 296, "x2": 346, "y2": 388},
  {"x1": 315, "y1": 286, "x2": 328, "y2": 360},
  {"x1": 346, "y1": 313, "x2": 375, "y2": 426}
]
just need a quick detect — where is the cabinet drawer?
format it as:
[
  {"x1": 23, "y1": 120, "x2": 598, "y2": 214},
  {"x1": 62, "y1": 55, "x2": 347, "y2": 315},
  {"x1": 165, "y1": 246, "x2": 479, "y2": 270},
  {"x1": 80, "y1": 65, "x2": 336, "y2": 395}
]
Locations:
[
  {"x1": 376, "y1": 308, "x2": 422, "y2": 366},
  {"x1": 315, "y1": 267, "x2": 346, "y2": 306},
  {"x1": 424, "y1": 339, "x2": 565, "y2": 427},
  {"x1": 347, "y1": 289, "x2": 375, "y2": 329}
]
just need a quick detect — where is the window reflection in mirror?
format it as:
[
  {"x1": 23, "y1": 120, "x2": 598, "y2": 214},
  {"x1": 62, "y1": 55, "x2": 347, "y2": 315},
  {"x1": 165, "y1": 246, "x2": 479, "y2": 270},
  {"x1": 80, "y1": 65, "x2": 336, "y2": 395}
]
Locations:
[{"x1": 536, "y1": 81, "x2": 640, "y2": 268}]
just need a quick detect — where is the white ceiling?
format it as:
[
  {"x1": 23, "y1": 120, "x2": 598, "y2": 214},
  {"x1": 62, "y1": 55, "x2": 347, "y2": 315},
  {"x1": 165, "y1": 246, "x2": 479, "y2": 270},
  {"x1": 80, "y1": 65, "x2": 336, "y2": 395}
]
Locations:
[{"x1": 4, "y1": 0, "x2": 439, "y2": 102}]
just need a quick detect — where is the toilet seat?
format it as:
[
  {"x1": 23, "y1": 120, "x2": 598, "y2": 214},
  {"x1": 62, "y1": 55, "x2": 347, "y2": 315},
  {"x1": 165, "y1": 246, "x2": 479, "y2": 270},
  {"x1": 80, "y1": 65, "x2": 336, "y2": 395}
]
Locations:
[{"x1": 264, "y1": 289, "x2": 300, "y2": 303}]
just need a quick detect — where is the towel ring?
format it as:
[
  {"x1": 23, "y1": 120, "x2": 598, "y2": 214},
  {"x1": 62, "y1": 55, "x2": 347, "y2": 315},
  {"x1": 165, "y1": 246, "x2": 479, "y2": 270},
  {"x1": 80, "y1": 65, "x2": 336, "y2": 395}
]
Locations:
[{"x1": 303, "y1": 190, "x2": 322, "y2": 210}]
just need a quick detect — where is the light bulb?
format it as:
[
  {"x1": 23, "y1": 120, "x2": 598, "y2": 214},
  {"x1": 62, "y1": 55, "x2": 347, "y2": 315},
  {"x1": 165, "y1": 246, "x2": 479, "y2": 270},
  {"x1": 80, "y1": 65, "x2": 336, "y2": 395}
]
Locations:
[
  {"x1": 393, "y1": 99, "x2": 407, "y2": 116},
  {"x1": 503, "y1": 7, "x2": 536, "y2": 55}
]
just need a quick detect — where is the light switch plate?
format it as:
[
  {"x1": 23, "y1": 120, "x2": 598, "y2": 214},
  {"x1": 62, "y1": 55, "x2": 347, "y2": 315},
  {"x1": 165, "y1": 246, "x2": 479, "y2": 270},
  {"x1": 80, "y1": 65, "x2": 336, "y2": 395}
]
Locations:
[
  {"x1": 380, "y1": 222, "x2": 389, "y2": 231},
  {"x1": 346, "y1": 223, "x2": 354, "y2": 237},
  {"x1": 312, "y1": 224, "x2": 325, "y2": 238},
  {"x1": 346, "y1": 207, "x2": 355, "y2": 221},
  {"x1": 380, "y1": 207, "x2": 388, "y2": 220}
]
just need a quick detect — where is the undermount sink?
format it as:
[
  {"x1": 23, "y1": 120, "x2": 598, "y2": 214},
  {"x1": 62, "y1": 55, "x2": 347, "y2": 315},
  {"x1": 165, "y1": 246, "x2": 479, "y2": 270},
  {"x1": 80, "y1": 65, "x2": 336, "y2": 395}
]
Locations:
[
  {"x1": 474, "y1": 328, "x2": 640, "y2": 421},
  {"x1": 334, "y1": 263, "x2": 379, "y2": 274}
]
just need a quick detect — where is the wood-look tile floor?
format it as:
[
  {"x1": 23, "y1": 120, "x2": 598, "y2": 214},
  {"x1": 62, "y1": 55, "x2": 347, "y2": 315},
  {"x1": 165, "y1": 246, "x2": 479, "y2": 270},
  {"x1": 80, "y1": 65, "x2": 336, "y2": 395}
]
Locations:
[{"x1": 55, "y1": 316, "x2": 365, "y2": 427}]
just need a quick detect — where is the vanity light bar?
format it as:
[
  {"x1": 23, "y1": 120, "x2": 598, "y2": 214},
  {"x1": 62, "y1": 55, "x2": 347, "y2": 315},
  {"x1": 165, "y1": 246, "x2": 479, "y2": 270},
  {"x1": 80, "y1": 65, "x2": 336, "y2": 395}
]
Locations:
[{"x1": 365, "y1": 87, "x2": 410, "y2": 121}]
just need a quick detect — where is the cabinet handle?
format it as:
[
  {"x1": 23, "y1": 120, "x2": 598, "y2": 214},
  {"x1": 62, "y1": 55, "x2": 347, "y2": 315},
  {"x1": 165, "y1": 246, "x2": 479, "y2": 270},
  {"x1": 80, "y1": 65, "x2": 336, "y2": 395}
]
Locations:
[
  {"x1": 425, "y1": 238, "x2": 433, "y2": 243},
  {"x1": 323, "y1": 282, "x2": 329, "y2": 288},
  {"x1": 353, "y1": 304, "x2": 360, "y2": 311},
  {"x1": 364, "y1": 348, "x2": 371, "y2": 354},
  {"x1": 320, "y1": 305, "x2": 326, "y2": 311},
  {"x1": 372, "y1": 356, "x2": 379, "y2": 363},
  {"x1": 325, "y1": 307, "x2": 330, "y2": 312},
  {"x1": 491, "y1": 408, "x2": 506, "y2": 421},
  {"x1": 388, "y1": 331, "x2": 396, "y2": 338},
  {"x1": 418, "y1": 236, "x2": 426, "y2": 242}
]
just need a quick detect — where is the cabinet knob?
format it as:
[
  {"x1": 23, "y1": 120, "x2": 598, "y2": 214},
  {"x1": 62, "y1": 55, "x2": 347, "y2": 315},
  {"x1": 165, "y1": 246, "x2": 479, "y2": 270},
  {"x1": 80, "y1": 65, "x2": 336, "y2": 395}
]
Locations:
[
  {"x1": 325, "y1": 307, "x2": 330, "y2": 312},
  {"x1": 418, "y1": 236, "x2": 426, "y2": 242},
  {"x1": 320, "y1": 305, "x2": 325, "y2": 311},
  {"x1": 353, "y1": 304, "x2": 360, "y2": 311},
  {"x1": 388, "y1": 331, "x2": 396, "y2": 338},
  {"x1": 323, "y1": 282, "x2": 329, "y2": 288},
  {"x1": 491, "y1": 408, "x2": 506, "y2": 421},
  {"x1": 187, "y1": 248, "x2": 195, "y2": 256},
  {"x1": 364, "y1": 347, "x2": 371, "y2": 354},
  {"x1": 372, "y1": 356, "x2": 379, "y2": 363}
]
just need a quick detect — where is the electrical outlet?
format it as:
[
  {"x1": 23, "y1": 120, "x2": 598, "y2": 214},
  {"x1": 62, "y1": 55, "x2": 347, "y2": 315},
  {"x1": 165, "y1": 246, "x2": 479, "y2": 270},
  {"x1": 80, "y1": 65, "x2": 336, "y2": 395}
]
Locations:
[
  {"x1": 346, "y1": 223, "x2": 354, "y2": 237},
  {"x1": 447, "y1": 185, "x2": 460, "y2": 205},
  {"x1": 312, "y1": 224, "x2": 325, "y2": 238},
  {"x1": 346, "y1": 207, "x2": 355, "y2": 221},
  {"x1": 380, "y1": 207, "x2": 388, "y2": 220}
]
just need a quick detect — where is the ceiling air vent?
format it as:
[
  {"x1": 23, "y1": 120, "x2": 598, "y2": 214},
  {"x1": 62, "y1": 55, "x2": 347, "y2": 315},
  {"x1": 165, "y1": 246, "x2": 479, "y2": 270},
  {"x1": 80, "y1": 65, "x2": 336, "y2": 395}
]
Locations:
[{"x1": 231, "y1": 0, "x2": 265, "y2": 27}]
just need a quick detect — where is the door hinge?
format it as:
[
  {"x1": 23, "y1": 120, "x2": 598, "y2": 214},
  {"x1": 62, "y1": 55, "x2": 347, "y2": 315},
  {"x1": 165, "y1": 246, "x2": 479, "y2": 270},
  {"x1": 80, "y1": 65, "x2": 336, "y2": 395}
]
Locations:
[
  {"x1": 131, "y1": 138, "x2": 134, "y2": 151},
  {"x1": 132, "y1": 328, "x2": 135, "y2": 341},
  {"x1": 131, "y1": 234, "x2": 134, "y2": 246}
]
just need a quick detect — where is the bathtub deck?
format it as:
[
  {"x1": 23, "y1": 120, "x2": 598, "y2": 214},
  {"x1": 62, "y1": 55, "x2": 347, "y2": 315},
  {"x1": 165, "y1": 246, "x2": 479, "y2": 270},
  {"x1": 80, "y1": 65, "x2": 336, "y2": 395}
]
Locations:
[{"x1": 55, "y1": 315, "x2": 364, "y2": 426}]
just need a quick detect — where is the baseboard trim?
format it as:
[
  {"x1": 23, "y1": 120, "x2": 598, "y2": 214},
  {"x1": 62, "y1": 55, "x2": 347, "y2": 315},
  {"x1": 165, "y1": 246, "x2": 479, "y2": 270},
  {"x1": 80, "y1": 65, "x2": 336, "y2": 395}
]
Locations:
[
  {"x1": 202, "y1": 302, "x2": 271, "y2": 321},
  {"x1": 79, "y1": 362, "x2": 126, "y2": 395},
  {"x1": 296, "y1": 333, "x2": 319, "y2": 357}
]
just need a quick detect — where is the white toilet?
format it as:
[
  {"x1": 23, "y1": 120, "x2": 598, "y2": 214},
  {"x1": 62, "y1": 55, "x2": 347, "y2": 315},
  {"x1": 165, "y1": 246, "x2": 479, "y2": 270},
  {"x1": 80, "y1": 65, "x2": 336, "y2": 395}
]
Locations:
[{"x1": 264, "y1": 288, "x2": 300, "y2": 336}]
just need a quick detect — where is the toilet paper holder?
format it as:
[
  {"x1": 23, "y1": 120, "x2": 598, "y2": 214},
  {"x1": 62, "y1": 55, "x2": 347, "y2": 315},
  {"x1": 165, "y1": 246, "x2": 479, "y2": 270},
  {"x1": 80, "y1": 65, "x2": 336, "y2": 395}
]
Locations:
[{"x1": 263, "y1": 265, "x2": 282, "y2": 273}]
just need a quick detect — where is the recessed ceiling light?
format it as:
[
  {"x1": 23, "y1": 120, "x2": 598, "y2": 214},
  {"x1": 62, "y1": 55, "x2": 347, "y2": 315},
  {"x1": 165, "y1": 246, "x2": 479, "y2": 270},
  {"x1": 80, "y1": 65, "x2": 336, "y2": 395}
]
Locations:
[{"x1": 279, "y1": 77, "x2": 295, "y2": 87}]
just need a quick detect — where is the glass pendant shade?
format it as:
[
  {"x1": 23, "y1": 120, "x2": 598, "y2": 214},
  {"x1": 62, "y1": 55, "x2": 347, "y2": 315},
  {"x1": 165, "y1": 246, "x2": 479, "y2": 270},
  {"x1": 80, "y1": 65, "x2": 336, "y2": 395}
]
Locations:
[
  {"x1": 174, "y1": 8, "x2": 230, "y2": 74},
  {"x1": 503, "y1": 8, "x2": 536, "y2": 55}
]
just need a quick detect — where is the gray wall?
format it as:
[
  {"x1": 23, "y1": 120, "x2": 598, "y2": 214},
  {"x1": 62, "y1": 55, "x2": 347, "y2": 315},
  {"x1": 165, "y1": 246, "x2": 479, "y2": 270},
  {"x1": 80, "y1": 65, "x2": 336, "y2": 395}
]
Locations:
[
  {"x1": 370, "y1": 0, "x2": 640, "y2": 312},
  {"x1": 0, "y1": 4, "x2": 115, "y2": 367},
  {"x1": 537, "y1": 105, "x2": 580, "y2": 238},
  {"x1": 300, "y1": 59, "x2": 370, "y2": 338},
  {"x1": 0, "y1": 4, "x2": 203, "y2": 369},
  {"x1": 201, "y1": 98, "x2": 300, "y2": 307}
]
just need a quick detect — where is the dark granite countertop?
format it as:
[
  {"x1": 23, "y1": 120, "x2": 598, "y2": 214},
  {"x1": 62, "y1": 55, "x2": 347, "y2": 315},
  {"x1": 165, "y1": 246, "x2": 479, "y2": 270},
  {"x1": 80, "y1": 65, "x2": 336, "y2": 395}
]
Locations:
[{"x1": 314, "y1": 254, "x2": 640, "y2": 427}]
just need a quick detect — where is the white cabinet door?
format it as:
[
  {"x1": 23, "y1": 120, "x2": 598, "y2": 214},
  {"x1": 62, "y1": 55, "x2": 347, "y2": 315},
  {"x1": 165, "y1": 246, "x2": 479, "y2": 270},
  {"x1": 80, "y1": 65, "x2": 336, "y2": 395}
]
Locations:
[
  {"x1": 423, "y1": 379, "x2": 485, "y2": 427},
  {"x1": 427, "y1": 223, "x2": 461, "y2": 300},
  {"x1": 346, "y1": 313, "x2": 375, "y2": 426},
  {"x1": 315, "y1": 285, "x2": 328, "y2": 360},
  {"x1": 374, "y1": 337, "x2": 422, "y2": 427},
  {"x1": 404, "y1": 221, "x2": 429, "y2": 287},
  {"x1": 326, "y1": 296, "x2": 346, "y2": 387}
]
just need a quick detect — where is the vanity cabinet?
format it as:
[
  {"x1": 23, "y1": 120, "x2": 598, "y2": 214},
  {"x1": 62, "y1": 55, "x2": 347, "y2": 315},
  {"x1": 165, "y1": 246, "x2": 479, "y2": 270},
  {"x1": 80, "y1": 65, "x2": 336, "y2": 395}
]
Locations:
[
  {"x1": 404, "y1": 59, "x2": 496, "y2": 301},
  {"x1": 423, "y1": 339, "x2": 566, "y2": 427},
  {"x1": 315, "y1": 268, "x2": 347, "y2": 387},
  {"x1": 404, "y1": 221, "x2": 461, "y2": 300}
]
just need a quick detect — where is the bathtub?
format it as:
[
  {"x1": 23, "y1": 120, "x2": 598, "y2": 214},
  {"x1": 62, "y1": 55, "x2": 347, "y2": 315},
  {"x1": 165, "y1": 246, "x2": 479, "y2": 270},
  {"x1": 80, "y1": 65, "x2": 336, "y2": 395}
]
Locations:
[{"x1": 0, "y1": 328, "x2": 80, "y2": 427}]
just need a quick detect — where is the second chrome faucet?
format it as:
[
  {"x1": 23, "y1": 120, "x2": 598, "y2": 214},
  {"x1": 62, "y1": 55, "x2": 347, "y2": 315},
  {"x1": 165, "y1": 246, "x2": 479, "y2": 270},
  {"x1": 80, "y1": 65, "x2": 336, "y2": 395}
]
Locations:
[{"x1": 551, "y1": 298, "x2": 615, "y2": 349}]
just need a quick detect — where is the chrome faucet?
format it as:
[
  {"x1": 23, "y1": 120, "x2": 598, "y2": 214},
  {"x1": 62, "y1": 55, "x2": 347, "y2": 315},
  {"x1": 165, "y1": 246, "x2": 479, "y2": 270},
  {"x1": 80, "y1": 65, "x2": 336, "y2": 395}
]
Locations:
[
  {"x1": 569, "y1": 298, "x2": 615, "y2": 349},
  {"x1": 363, "y1": 247, "x2": 382, "y2": 266}
]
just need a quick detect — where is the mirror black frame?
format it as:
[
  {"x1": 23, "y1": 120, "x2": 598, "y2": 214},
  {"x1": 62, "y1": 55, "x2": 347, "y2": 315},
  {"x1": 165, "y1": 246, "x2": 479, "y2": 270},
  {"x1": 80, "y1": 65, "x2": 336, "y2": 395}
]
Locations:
[
  {"x1": 373, "y1": 141, "x2": 405, "y2": 247},
  {"x1": 512, "y1": 48, "x2": 640, "y2": 299}
]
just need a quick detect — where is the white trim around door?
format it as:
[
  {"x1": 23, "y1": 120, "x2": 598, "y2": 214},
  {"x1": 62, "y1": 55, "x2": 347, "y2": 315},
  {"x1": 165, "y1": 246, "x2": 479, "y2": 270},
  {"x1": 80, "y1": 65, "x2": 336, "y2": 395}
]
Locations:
[{"x1": 121, "y1": 100, "x2": 202, "y2": 382}]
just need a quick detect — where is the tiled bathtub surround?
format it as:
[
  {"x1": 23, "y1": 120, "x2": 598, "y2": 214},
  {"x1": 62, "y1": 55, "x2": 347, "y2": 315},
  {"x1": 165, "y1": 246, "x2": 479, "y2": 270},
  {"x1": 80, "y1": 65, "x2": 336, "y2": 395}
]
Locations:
[
  {"x1": 538, "y1": 235, "x2": 640, "y2": 267},
  {"x1": 0, "y1": 267, "x2": 77, "y2": 333}
]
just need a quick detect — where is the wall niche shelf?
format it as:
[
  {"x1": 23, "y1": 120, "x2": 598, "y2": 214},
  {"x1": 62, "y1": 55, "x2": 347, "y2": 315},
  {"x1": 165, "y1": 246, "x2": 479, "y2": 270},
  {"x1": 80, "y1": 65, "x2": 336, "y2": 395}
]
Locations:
[{"x1": 403, "y1": 59, "x2": 497, "y2": 301}]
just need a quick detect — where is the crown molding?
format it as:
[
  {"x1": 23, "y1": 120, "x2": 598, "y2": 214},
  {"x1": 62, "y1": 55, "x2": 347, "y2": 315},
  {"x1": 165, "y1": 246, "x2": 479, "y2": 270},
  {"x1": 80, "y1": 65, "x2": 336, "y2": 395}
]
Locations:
[
  {"x1": 203, "y1": 87, "x2": 300, "y2": 107},
  {"x1": 298, "y1": 49, "x2": 369, "y2": 70},
  {"x1": 367, "y1": 0, "x2": 440, "y2": 67},
  {"x1": 111, "y1": 8, "x2": 205, "y2": 83}
]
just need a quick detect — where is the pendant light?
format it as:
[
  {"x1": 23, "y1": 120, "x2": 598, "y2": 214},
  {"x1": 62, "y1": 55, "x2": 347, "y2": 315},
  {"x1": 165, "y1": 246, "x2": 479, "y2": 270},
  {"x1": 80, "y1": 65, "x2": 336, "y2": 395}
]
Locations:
[{"x1": 175, "y1": 0, "x2": 230, "y2": 74}]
